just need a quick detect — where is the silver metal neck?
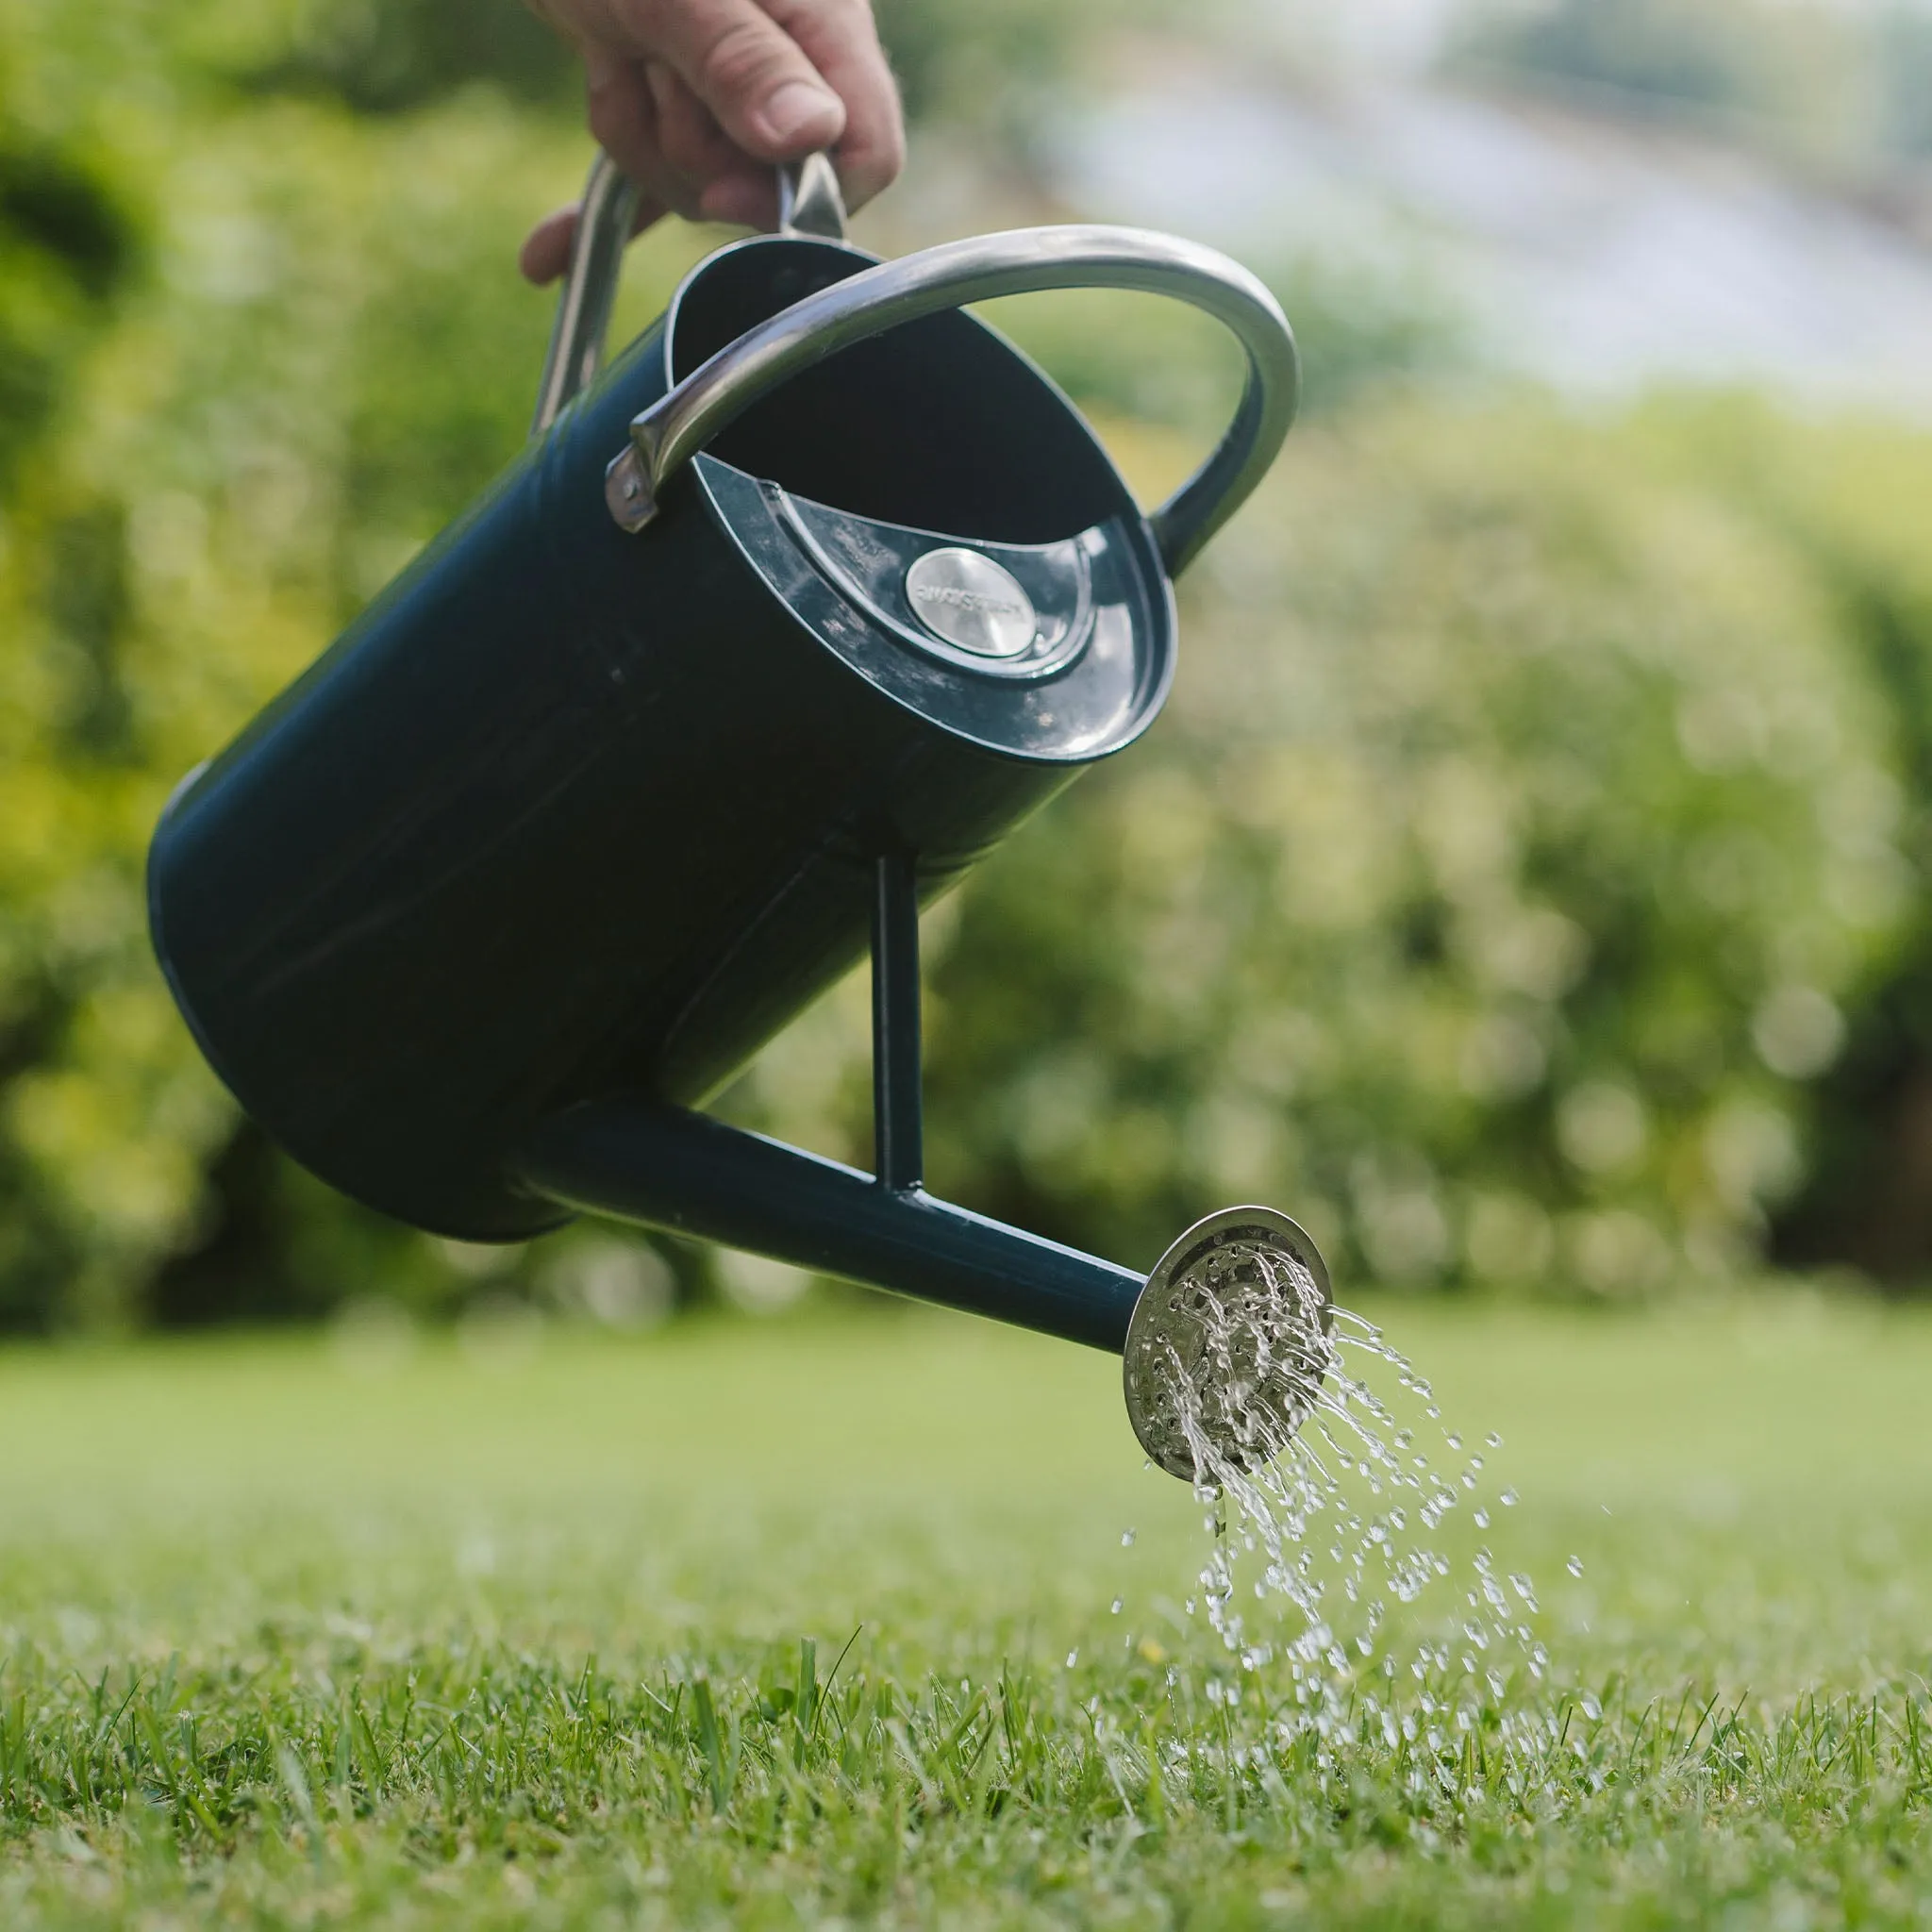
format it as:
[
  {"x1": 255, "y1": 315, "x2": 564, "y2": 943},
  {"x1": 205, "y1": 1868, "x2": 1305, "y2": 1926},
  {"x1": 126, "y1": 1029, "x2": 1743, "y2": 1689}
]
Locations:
[{"x1": 777, "y1": 154, "x2": 848, "y2": 241}]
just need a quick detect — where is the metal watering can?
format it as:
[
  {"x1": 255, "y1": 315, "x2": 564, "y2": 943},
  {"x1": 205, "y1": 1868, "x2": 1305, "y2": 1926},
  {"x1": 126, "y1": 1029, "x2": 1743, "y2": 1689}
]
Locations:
[{"x1": 146, "y1": 154, "x2": 1331, "y2": 1478}]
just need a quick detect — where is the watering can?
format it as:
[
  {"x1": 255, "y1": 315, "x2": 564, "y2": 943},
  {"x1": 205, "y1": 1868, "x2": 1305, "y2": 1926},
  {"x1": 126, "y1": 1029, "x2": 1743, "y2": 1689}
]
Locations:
[{"x1": 146, "y1": 154, "x2": 1332, "y2": 1478}]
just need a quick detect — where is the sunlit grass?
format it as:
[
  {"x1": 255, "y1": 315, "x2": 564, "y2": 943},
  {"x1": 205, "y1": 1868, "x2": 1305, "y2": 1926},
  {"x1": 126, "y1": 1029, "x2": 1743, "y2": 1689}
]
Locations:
[{"x1": 1, "y1": 1287, "x2": 1928, "y2": 1925}]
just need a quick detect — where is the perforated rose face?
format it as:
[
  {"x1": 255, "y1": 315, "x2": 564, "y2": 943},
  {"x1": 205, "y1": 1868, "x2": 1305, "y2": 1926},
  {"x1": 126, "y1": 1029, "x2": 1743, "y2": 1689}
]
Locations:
[{"x1": 1124, "y1": 1208, "x2": 1336, "y2": 1483}]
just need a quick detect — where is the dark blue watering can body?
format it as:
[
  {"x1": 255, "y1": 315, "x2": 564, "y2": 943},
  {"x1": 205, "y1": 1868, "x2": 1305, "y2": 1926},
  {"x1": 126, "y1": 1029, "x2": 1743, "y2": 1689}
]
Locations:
[
  {"x1": 148, "y1": 234, "x2": 1174, "y2": 1241},
  {"x1": 144, "y1": 171, "x2": 1321, "y2": 1455}
]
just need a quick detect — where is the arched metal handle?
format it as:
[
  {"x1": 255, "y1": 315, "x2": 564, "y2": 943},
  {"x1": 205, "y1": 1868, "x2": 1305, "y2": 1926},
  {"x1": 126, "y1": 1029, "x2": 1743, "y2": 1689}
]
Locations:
[
  {"x1": 606, "y1": 223, "x2": 1298, "y2": 575},
  {"x1": 532, "y1": 152, "x2": 847, "y2": 436}
]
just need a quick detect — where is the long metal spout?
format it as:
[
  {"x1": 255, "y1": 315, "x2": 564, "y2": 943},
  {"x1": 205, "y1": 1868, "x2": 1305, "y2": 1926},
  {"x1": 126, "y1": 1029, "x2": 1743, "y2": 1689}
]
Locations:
[
  {"x1": 510, "y1": 1098, "x2": 1144, "y2": 1352},
  {"x1": 509, "y1": 855, "x2": 1331, "y2": 1476}
]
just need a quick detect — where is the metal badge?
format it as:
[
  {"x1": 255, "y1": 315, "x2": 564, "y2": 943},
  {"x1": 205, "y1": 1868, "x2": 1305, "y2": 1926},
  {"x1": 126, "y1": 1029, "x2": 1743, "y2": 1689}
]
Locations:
[
  {"x1": 1123, "y1": 1206, "x2": 1335, "y2": 1483},
  {"x1": 904, "y1": 549, "x2": 1038, "y2": 659}
]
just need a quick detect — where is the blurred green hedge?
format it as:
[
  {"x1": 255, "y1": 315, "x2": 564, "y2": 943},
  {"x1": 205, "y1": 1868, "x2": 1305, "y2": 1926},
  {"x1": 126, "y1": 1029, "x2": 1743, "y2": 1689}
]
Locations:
[
  {"x1": 741, "y1": 405, "x2": 1929, "y2": 1293},
  {"x1": 0, "y1": 4, "x2": 694, "y2": 1326},
  {"x1": 7, "y1": 0, "x2": 1932, "y2": 1326}
]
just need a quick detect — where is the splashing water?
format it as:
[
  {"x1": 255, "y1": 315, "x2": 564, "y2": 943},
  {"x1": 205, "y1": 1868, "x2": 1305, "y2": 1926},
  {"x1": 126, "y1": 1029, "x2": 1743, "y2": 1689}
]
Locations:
[{"x1": 1127, "y1": 1240, "x2": 1553, "y2": 1755}]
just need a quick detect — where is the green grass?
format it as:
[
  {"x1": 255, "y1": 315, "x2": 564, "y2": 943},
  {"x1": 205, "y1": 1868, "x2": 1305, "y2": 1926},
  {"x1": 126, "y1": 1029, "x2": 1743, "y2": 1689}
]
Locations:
[{"x1": 1, "y1": 1287, "x2": 1929, "y2": 1926}]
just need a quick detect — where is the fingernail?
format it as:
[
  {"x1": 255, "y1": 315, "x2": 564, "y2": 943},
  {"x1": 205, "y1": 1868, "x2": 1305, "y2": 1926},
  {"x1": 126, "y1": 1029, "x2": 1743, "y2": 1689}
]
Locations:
[{"x1": 753, "y1": 79, "x2": 841, "y2": 149}]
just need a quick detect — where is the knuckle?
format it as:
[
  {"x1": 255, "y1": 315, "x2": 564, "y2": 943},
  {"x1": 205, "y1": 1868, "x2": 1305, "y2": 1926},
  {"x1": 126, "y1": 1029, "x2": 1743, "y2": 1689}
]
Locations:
[
  {"x1": 640, "y1": 151, "x2": 703, "y2": 217},
  {"x1": 696, "y1": 18, "x2": 791, "y2": 103},
  {"x1": 585, "y1": 86, "x2": 636, "y2": 151},
  {"x1": 641, "y1": 162, "x2": 702, "y2": 219},
  {"x1": 662, "y1": 126, "x2": 723, "y2": 182},
  {"x1": 656, "y1": 120, "x2": 702, "y2": 173}
]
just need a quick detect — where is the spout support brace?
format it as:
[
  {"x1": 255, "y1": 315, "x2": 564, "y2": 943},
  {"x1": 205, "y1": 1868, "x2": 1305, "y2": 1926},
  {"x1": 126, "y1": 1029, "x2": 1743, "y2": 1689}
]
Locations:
[{"x1": 871, "y1": 850, "x2": 924, "y2": 1193}]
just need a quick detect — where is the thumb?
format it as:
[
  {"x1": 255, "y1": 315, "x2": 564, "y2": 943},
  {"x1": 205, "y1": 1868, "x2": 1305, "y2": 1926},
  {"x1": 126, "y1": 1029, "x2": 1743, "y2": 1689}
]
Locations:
[{"x1": 642, "y1": 0, "x2": 847, "y2": 158}]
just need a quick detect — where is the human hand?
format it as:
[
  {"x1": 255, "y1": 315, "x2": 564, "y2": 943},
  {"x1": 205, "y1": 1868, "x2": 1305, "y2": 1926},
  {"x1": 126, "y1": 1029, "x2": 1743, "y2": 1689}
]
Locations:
[{"x1": 520, "y1": 0, "x2": 904, "y2": 283}]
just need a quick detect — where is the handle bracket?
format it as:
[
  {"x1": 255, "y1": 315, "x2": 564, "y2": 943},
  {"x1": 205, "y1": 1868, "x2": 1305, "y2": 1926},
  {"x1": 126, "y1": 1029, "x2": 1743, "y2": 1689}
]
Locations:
[{"x1": 778, "y1": 153, "x2": 848, "y2": 241}]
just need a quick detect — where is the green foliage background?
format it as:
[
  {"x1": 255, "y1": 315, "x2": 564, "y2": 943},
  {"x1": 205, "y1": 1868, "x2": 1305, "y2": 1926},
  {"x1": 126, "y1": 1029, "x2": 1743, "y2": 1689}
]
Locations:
[{"x1": 5, "y1": 0, "x2": 1932, "y2": 1327}]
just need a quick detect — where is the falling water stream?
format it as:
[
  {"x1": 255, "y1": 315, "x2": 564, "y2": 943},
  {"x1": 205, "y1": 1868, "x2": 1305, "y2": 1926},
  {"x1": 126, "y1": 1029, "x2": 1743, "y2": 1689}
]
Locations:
[{"x1": 1108, "y1": 1246, "x2": 1566, "y2": 1767}]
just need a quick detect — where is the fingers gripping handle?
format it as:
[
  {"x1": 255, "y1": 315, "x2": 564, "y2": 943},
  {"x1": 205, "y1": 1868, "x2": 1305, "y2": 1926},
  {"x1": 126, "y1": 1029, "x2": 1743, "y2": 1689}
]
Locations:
[
  {"x1": 531, "y1": 151, "x2": 849, "y2": 437},
  {"x1": 605, "y1": 224, "x2": 1299, "y2": 575}
]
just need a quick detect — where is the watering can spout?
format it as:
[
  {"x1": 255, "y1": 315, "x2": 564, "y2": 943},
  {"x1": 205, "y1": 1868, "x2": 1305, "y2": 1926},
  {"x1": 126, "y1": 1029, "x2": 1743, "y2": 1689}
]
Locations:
[
  {"x1": 509, "y1": 1099, "x2": 1145, "y2": 1352},
  {"x1": 508, "y1": 1099, "x2": 1334, "y2": 1483},
  {"x1": 508, "y1": 847, "x2": 1145, "y2": 1352},
  {"x1": 508, "y1": 854, "x2": 1334, "y2": 1482}
]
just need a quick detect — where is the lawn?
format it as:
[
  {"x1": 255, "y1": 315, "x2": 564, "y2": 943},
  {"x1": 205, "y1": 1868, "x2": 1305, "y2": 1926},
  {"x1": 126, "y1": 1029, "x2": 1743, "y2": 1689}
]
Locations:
[{"x1": 0, "y1": 1286, "x2": 1928, "y2": 1926}]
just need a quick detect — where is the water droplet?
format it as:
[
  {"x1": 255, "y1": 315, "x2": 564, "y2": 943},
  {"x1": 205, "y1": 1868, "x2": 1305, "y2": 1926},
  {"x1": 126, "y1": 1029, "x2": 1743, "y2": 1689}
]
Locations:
[
  {"x1": 1500, "y1": 1488, "x2": 1519, "y2": 1507},
  {"x1": 1567, "y1": 1556, "x2": 1584, "y2": 1578},
  {"x1": 1120, "y1": 1527, "x2": 1138, "y2": 1547},
  {"x1": 1065, "y1": 1649, "x2": 1078, "y2": 1668},
  {"x1": 1474, "y1": 1508, "x2": 1491, "y2": 1529},
  {"x1": 1485, "y1": 1432, "x2": 1501, "y2": 1448},
  {"x1": 1110, "y1": 1598, "x2": 1124, "y2": 1615}
]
